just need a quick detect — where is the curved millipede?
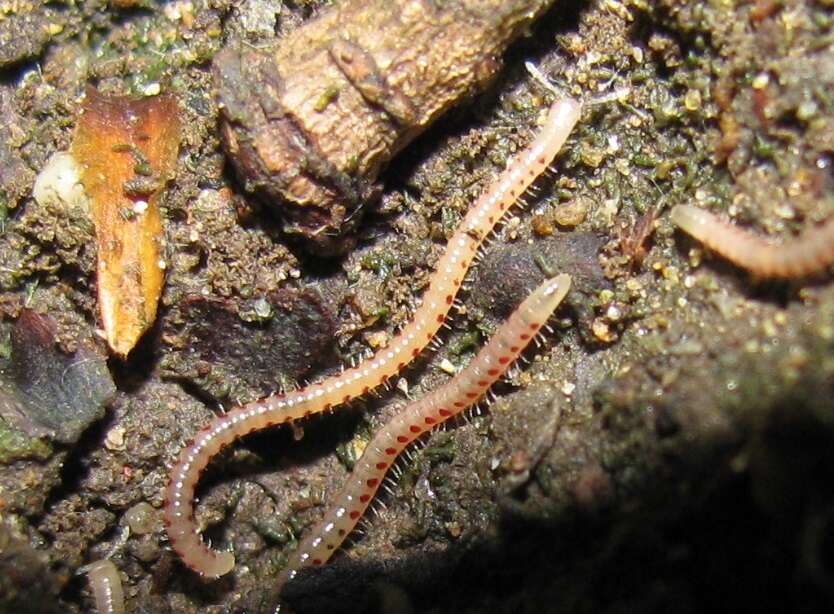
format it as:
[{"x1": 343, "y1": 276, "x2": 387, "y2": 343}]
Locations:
[
  {"x1": 275, "y1": 274, "x2": 572, "y2": 596},
  {"x1": 671, "y1": 204, "x2": 834, "y2": 278},
  {"x1": 164, "y1": 98, "x2": 582, "y2": 578}
]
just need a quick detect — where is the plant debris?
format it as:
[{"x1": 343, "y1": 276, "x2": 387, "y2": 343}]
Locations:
[
  {"x1": 215, "y1": 0, "x2": 555, "y2": 254},
  {"x1": 72, "y1": 88, "x2": 181, "y2": 357}
]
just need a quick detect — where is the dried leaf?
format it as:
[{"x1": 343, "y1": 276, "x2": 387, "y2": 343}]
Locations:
[{"x1": 72, "y1": 88, "x2": 180, "y2": 356}]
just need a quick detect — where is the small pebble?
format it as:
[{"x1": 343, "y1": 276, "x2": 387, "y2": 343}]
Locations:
[
  {"x1": 143, "y1": 82, "x2": 161, "y2": 96},
  {"x1": 592, "y1": 319, "x2": 616, "y2": 343},
  {"x1": 104, "y1": 426, "x2": 126, "y2": 451},
  {"x1": 124, "y1": 501, "x2": 158, "y2": 535},
  {"x1": 439, "y1": 359, "x2": 457, "y2": 375},
  {"x1": 554, "y1": 198, "x2": 589, "y2": 228}
]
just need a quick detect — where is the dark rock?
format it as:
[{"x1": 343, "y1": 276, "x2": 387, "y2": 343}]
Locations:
[
  {"x1": 0, "y1": 310, "x2": 115, "y2": 444},
  {"x1": 474, "y1": 232, "x2": 610, "y2": 328},
  {"x1": 161, "y1": 287, "x2": 337, "y2": 402}
]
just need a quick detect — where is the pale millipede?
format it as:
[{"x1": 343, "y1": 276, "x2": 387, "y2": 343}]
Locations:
[
  {"x1": 85, "y1": 559, "x2": 125, "y2": 614},
  {"x1": 671, "y1": 204, "x2": 834, "y2": 278},
  {"x1": 275, "y1": 274, "x2": 571, "y2": 598},
  {"x1": 164, "y1": 98, "x2": 582, "y2": 578}
]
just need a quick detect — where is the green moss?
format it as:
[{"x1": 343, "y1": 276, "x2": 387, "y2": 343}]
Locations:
[
  {"x1": 0, "y1": 420, "x2": 52, "y2": 464},
  {"x1": 360, "y1": 250, "x2": 397, "y2": 277},
  {"x1": 449, "y1": 330, "x2": 481, "y2": 356},
  {"x1": 0, "y1": 199, "x2": 7, "y2": 235},
  {"x1": 314, "y1": 85, "x2": 341, "y2": 112}
]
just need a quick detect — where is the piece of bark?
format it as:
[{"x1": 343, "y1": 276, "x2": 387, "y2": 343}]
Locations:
[{"x1": 215, "y1": 0, "x2": 556, "y2": 255}]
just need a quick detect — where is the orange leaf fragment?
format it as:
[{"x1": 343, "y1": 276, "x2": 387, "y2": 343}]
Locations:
[{"x1": 72, "y1": 88, "x2": 181, "y2": 356}]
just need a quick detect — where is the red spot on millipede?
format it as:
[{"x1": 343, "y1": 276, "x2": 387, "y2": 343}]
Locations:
[
  {"x1": 409, "y1": 425, "x2": 421, "y2": 433},
  {"x1": 367, "y1": 478, "x2": 379, "y2": 487},
  {"x1": 324, "y1": 403, "x2": 332, "y2": 411},
  {"x1": 375, "y1": 462, "x2": 387, "y2": 470},
  {"x1": 338, "y1": 529, "x2": 346, "y2": 536},
  {"x1": 362, "y1": 386, "x2": 370, "y2": 394},
  {"x1": 453, "y1": 278, "x2": 460, "y2": 286},
  {"x1": 397, "y1": 362, "x2": 405, "y2": 370},
  {"x1": 425, "y1": 416, "x2": 436, "y2": 425},
  {"x1": 454, "y1": 401, "x2": 465, "y2": 408},
  {"x1": 498, "y1": 356, "x2": 510, "y2": 364},
  {"x1": 488, "y1": 368, "x2": 499, "y2": 376},
  {"x1": 438, "y1": 408, "x2": 451, "y2": 417},
  {"x1": 412, "y1": 348, "x2": 420, "y2": 357},
  {"x1": 313, "y1": 559, "x2": 322, "y2": 565},
  {"x1": 397, "y1": 435, "x2": 408, "y2": 443},
  {"x1": 510, "y1": 346, "x2": 519, "y2": 352},
  {"x1": 343, "y1": 395, "x2": 351, "y2": 403},
  {"x1": 304, "y1": 410, "x2": 312, "y2": 417},
  {"x1": 446, "y1": 294, "x2": 453, "y2": 304},
  {"x1": 360, "y1": 494, "x2": 370, "y2": 503},
  {"x1": 530, "y1": 323, "x2": 540, "y2": 330},
  {"x1": 520, "y1": 333, "x2": 530, "y2": 340},
  {"x1": 385, "y1": 447, "x2": 397, "y2": 455},
  {"x1": 349, "y1": 511, "x2": 360, "y2": 520},
  {"x1": 466, "y1": 392, "x2": 477, "y2": 399},
  {"x1": 327, "y1": 544, "x2": 334, "y2": 550},
  {"x1": 436, "y1": 314, "x2": 444, "y2": 323},
  {"x1": 477, "y1": 380, "x2": 488, "y2": 386}
]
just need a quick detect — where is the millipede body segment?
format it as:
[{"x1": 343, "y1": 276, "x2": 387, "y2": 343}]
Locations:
[
  {"x1": 164, "y1": 98, "x2": 581, "y2": 578},
  {"x1": 671, "y1": 204, "x2": 834, "y2": 278},
  {"x1": 276, "y1": 273, "x2": 571, "y2": 594}
]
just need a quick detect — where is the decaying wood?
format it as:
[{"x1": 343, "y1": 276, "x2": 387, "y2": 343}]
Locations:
[{"x1": 214, "y1": 0, "x2": 556, "y2": 255}]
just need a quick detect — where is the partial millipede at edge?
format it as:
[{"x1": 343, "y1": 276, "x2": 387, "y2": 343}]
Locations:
[
  {"x1": 671, "y1": 204, "x2": 834, "y2": 278},
  {"x1": 85, "y1": 560, "x2": 125, "y2": 614},
  {"x1": 275, "y1": 274, "x2": 572, "y2": 599},
  {"x1": 164, "y1": 97, "x2": 582, "y2": 578}
]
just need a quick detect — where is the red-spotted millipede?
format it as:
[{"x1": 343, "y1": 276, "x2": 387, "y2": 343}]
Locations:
[
  {"x1": 164, "y1": 97, "x2": 582, "y2": 578},
  {"x1": 84, "y1": 560, "x2": 125, "y2": 614},
  {"x1": 671, "y1": 204, "x2": 834, "y2": 278},
  {"x1": 275, "y1": 273, "x2": 571, "y2": 597}
]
